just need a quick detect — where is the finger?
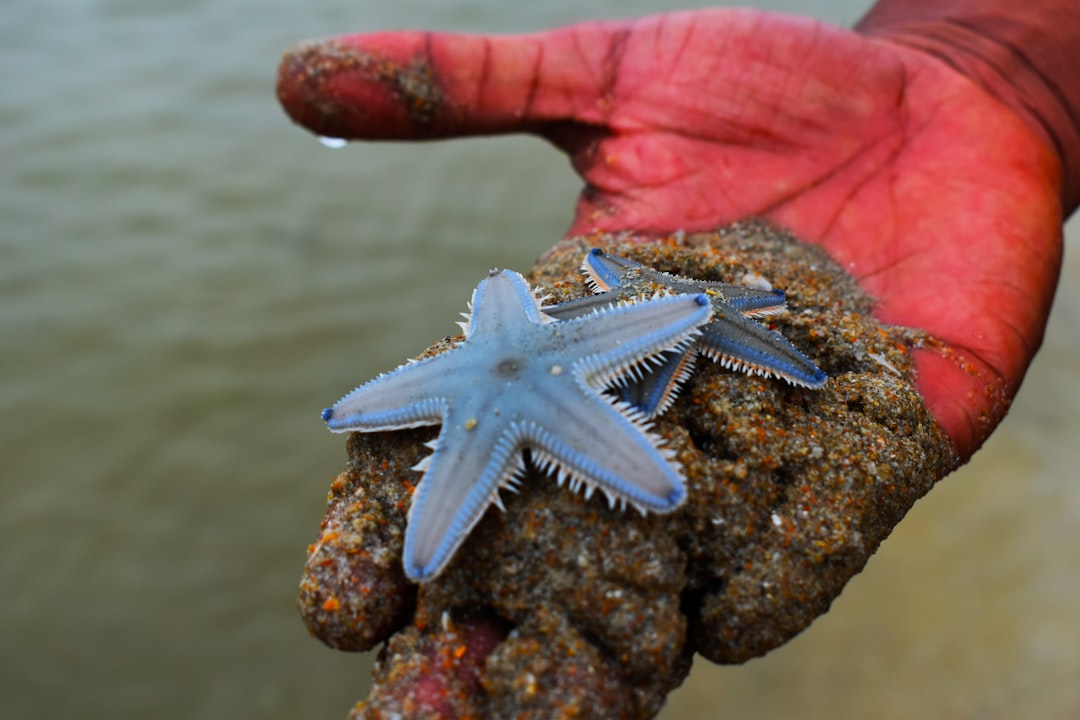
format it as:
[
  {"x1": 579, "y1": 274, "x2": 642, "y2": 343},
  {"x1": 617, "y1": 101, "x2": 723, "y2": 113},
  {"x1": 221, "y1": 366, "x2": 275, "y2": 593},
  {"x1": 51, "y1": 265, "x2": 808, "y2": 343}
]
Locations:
[
  {"x1": 360, "y1": 616, "x2": 507, "y2": 718},
  {"x1": 276, "y1": 22, "x2": 624, "y2": 141}
]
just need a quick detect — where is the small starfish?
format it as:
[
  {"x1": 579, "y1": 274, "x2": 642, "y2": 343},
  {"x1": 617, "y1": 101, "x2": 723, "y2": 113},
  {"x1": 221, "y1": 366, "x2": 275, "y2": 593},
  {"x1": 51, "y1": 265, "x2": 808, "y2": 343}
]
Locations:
[
  {"x1": 322, "y1": 269, "x2": 712, "y2": 581},
  {"x1": 546, "y1": 249, "x2": 827, "y2": 417}
]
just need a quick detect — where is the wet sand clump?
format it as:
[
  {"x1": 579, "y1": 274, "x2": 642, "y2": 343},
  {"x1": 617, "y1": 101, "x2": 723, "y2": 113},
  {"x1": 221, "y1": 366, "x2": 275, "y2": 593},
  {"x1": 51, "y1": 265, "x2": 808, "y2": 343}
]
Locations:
[{"x1": 299, "y1": 222, "x2": 957, "y2": 718}]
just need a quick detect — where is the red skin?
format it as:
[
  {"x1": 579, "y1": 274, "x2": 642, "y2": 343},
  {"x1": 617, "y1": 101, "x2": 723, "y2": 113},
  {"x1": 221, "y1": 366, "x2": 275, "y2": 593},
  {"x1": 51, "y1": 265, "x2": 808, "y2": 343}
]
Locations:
[{"x1": 277, "y1": 6, "x2": 1065, "y2": 708}]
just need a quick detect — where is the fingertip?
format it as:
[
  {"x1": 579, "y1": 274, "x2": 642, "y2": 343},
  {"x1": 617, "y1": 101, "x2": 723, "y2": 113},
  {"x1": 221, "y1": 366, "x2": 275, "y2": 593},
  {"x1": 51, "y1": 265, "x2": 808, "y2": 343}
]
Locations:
[
  {"x1": 276, "y1": 22, "x2": 633, "y2": 142},
  {"x1": 276, "y1": 36, "x2": 445, "y2": 140}
]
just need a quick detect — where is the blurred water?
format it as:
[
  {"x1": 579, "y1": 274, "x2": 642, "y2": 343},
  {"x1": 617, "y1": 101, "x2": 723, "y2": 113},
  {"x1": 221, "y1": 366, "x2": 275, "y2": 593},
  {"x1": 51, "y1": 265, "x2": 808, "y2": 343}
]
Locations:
[{"x1": 1, "y1": 1, "x2": 1076, "y2": 718}]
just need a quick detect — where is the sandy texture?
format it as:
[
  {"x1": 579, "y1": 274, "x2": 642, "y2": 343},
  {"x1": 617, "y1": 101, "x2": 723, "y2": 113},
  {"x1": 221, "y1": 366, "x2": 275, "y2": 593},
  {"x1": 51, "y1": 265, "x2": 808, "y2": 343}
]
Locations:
[
  {"x1": 277, "y1": 39, "x2": 443, "y2": 138},
  {"x1": 299, "y1": 222, "x2": 957, "y2": 718}
]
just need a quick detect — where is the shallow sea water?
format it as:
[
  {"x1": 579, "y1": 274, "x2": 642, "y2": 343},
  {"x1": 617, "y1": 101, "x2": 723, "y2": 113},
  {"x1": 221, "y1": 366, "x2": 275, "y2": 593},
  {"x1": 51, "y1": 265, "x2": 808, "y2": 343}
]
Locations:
[{"x1": 2, "y1": 0, "x2": 1077, "y2": 718}]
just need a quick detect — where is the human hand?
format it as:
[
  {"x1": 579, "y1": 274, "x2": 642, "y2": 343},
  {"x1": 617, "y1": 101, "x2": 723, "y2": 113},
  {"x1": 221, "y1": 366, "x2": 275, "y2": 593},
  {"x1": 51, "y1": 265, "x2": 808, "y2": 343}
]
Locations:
[
  {"x1": 278, "y1": 7, "x2": 1064, "y2": 461},
  {"x1": 278, "y1": 7, "x2": 1063, "y2": 717}
]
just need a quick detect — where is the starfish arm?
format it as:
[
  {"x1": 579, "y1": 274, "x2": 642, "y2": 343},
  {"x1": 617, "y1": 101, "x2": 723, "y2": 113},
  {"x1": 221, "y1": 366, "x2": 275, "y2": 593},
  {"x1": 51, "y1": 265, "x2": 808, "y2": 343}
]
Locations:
[
  {"x1": 581, "y1": 247, "x2": 642, "y2": 292},
  {"x1": 541, "y1": 292, "x2": 619, "y2": 321},
  {"x1": 545, "y1": 295, "x2": 706, "y2": 416},
  {"x1": 583, "y1": 248, "x2": 791, "y2": 315},
  {"x1": 403, "y1": 413, "x2": 526, "y2": 581},
  {"x1": 616, "y1": 347, "x2": 699, "y2": 418},
  {"x1": 711, "y1": 286, "x2": 787, "y2": 315},
  {"x1": 323, "y1": 352, "x2": 464, "y2": 431},
  {"x1": 523, "y1": 383, "x2": 687, "y2": 511},
  {"x1": 465, "y1": 269, "x2": 548, "y2": 338},
  {"x1": 560, "y1": 293, "x2": 711, "y2": 387},
  {"x1": 699, "y1": 309, "x2": 827, "y2": 388}
]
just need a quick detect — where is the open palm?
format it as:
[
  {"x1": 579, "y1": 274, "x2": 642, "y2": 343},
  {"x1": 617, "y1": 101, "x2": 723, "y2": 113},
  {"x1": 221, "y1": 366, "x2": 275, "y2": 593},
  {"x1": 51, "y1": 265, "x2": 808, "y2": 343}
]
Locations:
[
  {"x1": 279, "y1": 8, "x2": 1063, "y2": 460},
  {"x1": 278, "y1": 7, "x2": 1065, "y2": 714}
]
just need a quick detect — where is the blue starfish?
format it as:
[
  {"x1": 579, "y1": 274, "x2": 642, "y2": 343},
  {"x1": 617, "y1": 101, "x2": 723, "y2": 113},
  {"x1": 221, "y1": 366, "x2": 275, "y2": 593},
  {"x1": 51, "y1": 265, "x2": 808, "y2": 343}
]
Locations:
[
  {"x1": 546, "y1": 249, "x2": 827, "y2": 417},
  {"x1": 322, "y1": 269, "x2": 712, "y2": 581}
]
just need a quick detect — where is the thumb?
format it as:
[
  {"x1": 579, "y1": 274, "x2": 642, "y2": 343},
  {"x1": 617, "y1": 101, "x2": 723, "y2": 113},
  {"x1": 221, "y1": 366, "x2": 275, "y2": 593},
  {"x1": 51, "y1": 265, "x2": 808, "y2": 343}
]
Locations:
[{"x1": 276, "y1": 23, "x2": 621, "y2": 141}]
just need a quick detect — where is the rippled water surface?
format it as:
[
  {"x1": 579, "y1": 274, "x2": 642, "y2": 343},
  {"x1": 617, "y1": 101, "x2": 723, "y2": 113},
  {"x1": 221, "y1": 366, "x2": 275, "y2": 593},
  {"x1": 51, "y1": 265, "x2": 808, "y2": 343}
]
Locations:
[{"x1": 3, "y1": 1, "x2": 1077, "y2": 718}]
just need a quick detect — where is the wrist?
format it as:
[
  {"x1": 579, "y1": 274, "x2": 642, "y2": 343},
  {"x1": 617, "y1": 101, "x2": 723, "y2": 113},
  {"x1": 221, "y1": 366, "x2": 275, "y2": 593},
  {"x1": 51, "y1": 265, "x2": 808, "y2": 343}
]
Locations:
[{"x1": 856, "y1": 1, "x2": 1080, "y2": 215}]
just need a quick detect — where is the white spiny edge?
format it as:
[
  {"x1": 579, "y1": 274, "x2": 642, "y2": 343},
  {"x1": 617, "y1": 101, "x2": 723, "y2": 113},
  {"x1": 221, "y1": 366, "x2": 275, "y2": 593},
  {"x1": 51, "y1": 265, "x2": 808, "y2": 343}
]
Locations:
[
  {"x1": 470, "y1": 426, "x2": 526, "y2": 521},
  {"x1": 583, "y1": 335, "x2": 699, "y2": 394},
  {"x1": 546, "y1": 288, "x2": 679, "y2": 329},
  {"x1": 709, "y1": 350, "x2": 775, "y2": 378},
  {"x1": 492, "y1": 472, "x2": 527, "y2": 512},
  {"x1": 594, "y1": 288, "x2": 677, "y2": 316},
  {"x1": 334, "y1": 400, "x2": 445, "y2": 432},
  {"x1": 647, "y1": 348, "x2": 699, "y2": 418},
  {"x1": 344, "y1": 360, "x2": 428, "y2": 402},
  {"x1": 700, "y1": 347, "x2": 823, "y2": 388},
  {"x1": 407, "y1": 438, "x2": 443, "y2": 473},
  {"x1": 489, "y1": 452, "x2": 527, "y2": 512},
  {"x1": 579, "y1": 251, "x2": 618, "y2": 292},
  {"x1": 540, "y1": 386, "x2": 682, "y2": 498},
  {"x1": 740, "y1": 304, "x2": 788, "y2": 318},
  {"x1": 459, "y1": 299, "x2": 475, "y2": 337},
  {"x1": 584, "y1": 275, "x2": 608, "y2": 294},
  {"x1": 579, "y1": 314, "x2": 702, "y2": 392},
  {"x1": 670, "y1": 351, "x2": 698, "y2": 386},
  {"x1": 411, "y1": 424, "x2": 529, "y2": 523},
  {"x1": 527, "y1": 283, "x2": 558, "y2": 325},
  {"x1": 328, "y1": 356, "x2": 449, "y2": 431},
  {"x1": 520, "y1": 408, "x2": 679, "y2": 516},
  {"x1": 529, "y1": 445, "x2": 647, "y2": 516}
]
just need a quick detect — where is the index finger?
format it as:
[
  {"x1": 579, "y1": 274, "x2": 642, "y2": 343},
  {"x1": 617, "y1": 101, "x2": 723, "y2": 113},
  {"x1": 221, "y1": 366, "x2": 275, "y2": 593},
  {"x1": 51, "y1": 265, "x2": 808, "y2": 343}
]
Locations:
[{"x1": 275, "y1": 24, "x2": 621, "y2": 141}]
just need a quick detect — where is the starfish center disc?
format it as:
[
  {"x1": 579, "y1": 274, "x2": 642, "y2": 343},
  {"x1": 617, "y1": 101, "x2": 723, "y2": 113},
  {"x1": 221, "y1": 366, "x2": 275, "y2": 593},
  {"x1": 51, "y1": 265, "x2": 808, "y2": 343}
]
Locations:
[{"x1": 495, "y1": 357, "x2": 524, "y2": 379}]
